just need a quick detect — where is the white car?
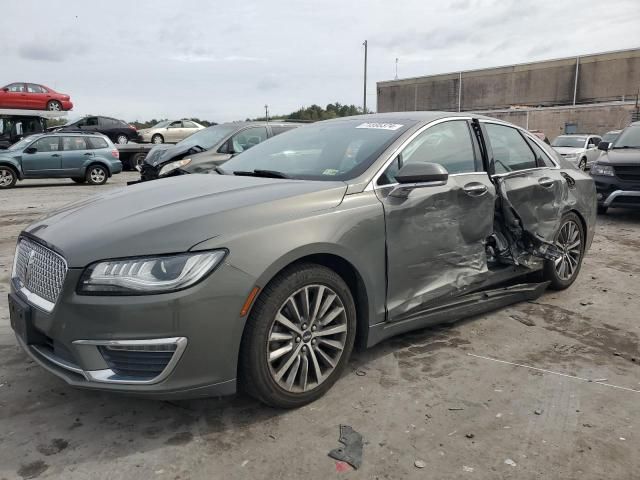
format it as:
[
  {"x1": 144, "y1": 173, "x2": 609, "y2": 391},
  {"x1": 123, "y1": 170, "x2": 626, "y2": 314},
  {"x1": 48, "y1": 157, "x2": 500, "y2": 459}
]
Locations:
[
  {"x1": 551, "y1": 134, "x2": 601, "y2": 170},
  {"x1": 138, "y1": 119, "x2": 205, "y2": 144}
]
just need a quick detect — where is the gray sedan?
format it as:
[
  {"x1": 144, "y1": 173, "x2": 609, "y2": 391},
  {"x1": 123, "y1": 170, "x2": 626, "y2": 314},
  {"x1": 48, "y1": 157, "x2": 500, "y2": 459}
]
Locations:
[{"x1": 9, "y1": 112, "x2": 596, "y2": 408}]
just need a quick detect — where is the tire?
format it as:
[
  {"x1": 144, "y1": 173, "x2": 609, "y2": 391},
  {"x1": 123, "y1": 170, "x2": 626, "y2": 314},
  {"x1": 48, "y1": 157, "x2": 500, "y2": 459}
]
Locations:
[
  {"x1": 46, "y1": 100, "x2": 62, "y2": 111},
  {"x1": 543, "y1": 212, "x2": 585, "y2": 290},
  {"x1": 85, "y1": 164, "x2": 108, "y2": 185},
  {"x1": 71, "y1": 177, "x2": 86, "y2": 184},
  {"x1": 597, "y1": 205, "x2": 608, "y2": 215},
  {"x1": 0, "y1": 165, "x2": 18, "y2": 189},
  {"x1": 239, "y1": 263, "x2": 356, "y2": 408},
  {"x1": 115, "y1": 134, "x2": 129, "y2": 145},
  {"x1": 151, "y1": 134, "x2": 164, "y2": 144},
  {"x1": 128, "y1": 152, "x2": 146, "y2": 170},
  {"x1": 578, "y1": 158, "x2": 587, "y2": 171}
]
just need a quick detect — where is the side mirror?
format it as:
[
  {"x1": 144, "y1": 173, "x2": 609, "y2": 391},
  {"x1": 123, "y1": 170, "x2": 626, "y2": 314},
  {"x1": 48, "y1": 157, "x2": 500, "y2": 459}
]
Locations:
[
  {"x1": 597, "y1": 141, "x2": 610, "y2": 151},
  {"x1": 395, "y1": 162, "x2": 449, "y2": 184},
  {"x1": 24, "y1": 147, "x2": 37, "y2": 154}
]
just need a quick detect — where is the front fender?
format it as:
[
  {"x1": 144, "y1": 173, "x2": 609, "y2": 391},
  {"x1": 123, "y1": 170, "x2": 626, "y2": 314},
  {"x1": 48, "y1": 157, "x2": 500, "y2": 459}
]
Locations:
[{"x1": 0, "y1": 156, "x2": 23, "y2": 178}]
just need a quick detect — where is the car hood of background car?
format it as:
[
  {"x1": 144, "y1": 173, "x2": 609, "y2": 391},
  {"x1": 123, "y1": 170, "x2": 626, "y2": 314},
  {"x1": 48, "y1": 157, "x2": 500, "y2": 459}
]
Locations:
[
  {"x1": 24, "y1": 174, "x2": 348, "y2": 267},
  {"x1": 596, "y1": 148, "x2": 640, "y2": 165},
  {"x1": 143, "y1": 143, "x2": 200, "y2": 167},
  {"x1": 553, "y1": 147, "x2": 583, "y2": 155}
]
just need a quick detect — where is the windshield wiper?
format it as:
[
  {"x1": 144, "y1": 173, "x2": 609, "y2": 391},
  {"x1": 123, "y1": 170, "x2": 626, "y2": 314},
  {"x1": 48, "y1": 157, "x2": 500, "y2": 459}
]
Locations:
[
  {"x1": 233, "y1": 169, "x2": 290, "y2": 179},
  {"x1": 213, "y1": 166, "x2": 227, "y2": 175}
]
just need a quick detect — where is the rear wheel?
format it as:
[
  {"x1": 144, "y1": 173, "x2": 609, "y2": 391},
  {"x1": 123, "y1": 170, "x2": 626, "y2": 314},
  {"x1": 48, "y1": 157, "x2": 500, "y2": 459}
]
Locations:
[
  {"x1": 152, "y1": 134, "x2": 164, "y2": 144},
  {"x1": 0, "y1": 166, "x2": 17, "y2": 188},
  {"x1": 239, "y1": 263, "x2": 356, "y2": 408},
  {"x1": 46, "y1": 100, "x2": 62, "y2": 111},
  {"x1": 71, "y1": 177, "x2": 86, "y2": 184},
  {"x1": 128, "y1": 152, "x2": 146, "y2": 170},
  {"x1": 86, "y1": 165, "x2": 108, "y2": 185},
  {"x1": 543, "y1": 212, "x2": 585, "y2": 290},
  {"x1": 578, "y1": 158, "x2": 587, "y2": 170},
  {"x1": 115, "y1": 134, "x2": 129, "y2": 145}
]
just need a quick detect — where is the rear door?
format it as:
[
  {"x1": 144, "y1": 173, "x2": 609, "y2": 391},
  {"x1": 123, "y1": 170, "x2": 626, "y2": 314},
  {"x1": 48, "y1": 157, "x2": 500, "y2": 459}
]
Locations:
[
  {"x1": 21, "y1": 136, "x2": 62, "y2": 176},
  {"x1": 61, "y1": 136, "x2": 93, "y2": 175},
  {"x1": 377, "y1": 119, "x2": 496, "y2": 322},
  {"x1": 482, "y1": 121, "x2": 566, "y2": 242},
  {"x1": 26, "y1": 84, "x2": 48, "y2": 110}
]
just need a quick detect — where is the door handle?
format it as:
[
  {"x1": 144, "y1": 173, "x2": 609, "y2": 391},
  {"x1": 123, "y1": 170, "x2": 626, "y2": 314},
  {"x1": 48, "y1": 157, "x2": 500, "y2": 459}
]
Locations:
[
  {"x1": 463, "y1": 182, "x2": 488, "y2": 196},
  {"x1": 51, "y1": 154, "x2": 61, "y2": 157},
  {"x1": 538, "y1": 177, "x2": 554, "y2": 188},
  {"x1": 84, "y1": 153, "x2": 92, "y2": 156}
]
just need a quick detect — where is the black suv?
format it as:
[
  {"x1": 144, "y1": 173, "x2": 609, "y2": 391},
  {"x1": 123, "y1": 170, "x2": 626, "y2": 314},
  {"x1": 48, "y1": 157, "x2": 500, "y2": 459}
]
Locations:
[
  {"x1": 591, "y1": 121, "x2": 640, "y2": 213},
  {"x1": 52, "y1": 116, "x2": 139, "y2": 144}
]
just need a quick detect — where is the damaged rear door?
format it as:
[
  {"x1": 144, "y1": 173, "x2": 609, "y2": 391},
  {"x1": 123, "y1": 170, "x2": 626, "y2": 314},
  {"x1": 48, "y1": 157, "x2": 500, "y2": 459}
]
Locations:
[
  {"x1": 375, "y1": 119, "x2": 496, "y2": 322},
  {"x1": 482, "y1": 121, "x2": 569, "y2": 262}
]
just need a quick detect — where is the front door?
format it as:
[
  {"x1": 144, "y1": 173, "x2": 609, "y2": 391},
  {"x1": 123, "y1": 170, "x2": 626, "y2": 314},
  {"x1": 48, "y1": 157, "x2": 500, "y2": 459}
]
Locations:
[
  {"x1": 376, "y1": 119, "x2": 496, "y2": 322},
  {"x1": 482, "y1": 121, "x2": 566, "y2": 243},
  {"x1": 165, "y1": 121, "x2": 184, "y2": 142},
  {"x1": 21, "y1": 137, "x2": 62, "y2": 176}
]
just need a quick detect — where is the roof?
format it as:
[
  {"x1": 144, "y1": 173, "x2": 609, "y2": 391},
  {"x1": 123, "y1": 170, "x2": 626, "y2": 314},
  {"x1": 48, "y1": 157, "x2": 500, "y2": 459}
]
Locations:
[{"x1": 321, "y1": 111, "x2": 494, "y2": 125}]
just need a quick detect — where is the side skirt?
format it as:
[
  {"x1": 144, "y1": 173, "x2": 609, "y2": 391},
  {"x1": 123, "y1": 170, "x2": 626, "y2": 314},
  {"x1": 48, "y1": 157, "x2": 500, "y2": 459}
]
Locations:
[{"x1": 366, "y1": 281, "x2": 549, "y2": 348}]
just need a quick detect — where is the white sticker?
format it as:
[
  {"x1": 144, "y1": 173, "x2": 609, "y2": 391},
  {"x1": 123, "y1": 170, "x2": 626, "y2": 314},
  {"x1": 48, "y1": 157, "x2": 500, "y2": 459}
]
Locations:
[{"x1": 356, "y1": 122, "x2": 403, "y2": 131}]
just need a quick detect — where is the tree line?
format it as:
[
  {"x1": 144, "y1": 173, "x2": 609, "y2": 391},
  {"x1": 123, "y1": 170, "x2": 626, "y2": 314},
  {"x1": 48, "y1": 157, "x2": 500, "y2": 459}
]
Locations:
[{"x1": 251, "y1": 103, "x2": 368, "y2": 122}]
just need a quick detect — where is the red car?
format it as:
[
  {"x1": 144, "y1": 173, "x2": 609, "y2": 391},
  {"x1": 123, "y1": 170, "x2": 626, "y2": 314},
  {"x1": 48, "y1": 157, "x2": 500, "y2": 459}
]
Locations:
[{"x1": 0, "y1": 82, "x2": 73, "y2": 111}]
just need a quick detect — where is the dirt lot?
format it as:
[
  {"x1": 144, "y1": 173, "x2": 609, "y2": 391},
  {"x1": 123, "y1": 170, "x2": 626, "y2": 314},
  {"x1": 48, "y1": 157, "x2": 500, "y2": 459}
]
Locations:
[{"x1": 0, "y1": 173, "x2": 639, "y2": 480}]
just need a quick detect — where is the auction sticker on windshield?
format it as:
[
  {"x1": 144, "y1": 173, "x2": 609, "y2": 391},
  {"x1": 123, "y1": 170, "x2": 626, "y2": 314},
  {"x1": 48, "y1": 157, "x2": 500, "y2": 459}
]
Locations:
[{"x1": 356, "y1": 123, "x2": 404, "y2": 131}]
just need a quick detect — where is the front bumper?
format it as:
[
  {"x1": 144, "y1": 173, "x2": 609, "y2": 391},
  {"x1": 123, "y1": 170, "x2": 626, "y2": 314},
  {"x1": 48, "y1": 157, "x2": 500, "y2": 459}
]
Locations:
[
  {"x1": 593, "y1": 174, "x2": 640, "y2": 209},
  {"x1": 10, "y1": 261, "x2": 257, "y2": 399}
]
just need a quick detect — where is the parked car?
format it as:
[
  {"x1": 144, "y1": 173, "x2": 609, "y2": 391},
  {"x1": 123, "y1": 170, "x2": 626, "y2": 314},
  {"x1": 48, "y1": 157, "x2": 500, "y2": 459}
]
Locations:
[
  {"x1": 601, "y1": 130, "x2": 621, "y2": 144},
  {"x1": 138, "y1": 119, "x2": 205, "y2": 144},
  {"x1": 0, "y1": 114, "x2": 47, "y2": 149},
  {"x1": 137, "y1": 121, "x2": 301, "y2": 182},
  {"x1": 53, "y1": 116, "x2": 139, "y2": 144},
  {"x1": 0, "y1": 133, "x2": 122, "y2": 188},
  {"x1": 591, "y1": 121, "x2": 640, "y2": 214},
  {"x1": 8, "y1": 112, "x2": 595, "y2": 407},
  {"x1": 551, "y1": 134, "x2": 601, "y2": 170},
  {"x1": 0, "y1": 83, "x2": 73, "y2": 111}
]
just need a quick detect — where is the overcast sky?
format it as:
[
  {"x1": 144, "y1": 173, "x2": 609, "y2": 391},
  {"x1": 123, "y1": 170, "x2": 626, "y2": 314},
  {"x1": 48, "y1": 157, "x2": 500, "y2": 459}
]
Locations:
[{"x1": 1, "y1": 0, "x2": 638, "y2": 122}]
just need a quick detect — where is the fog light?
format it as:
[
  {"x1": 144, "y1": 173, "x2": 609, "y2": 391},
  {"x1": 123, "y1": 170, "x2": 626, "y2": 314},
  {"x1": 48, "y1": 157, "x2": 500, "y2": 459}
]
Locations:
[{"x1": 596, "y1": 193, "x2": 603, "y2": 200}]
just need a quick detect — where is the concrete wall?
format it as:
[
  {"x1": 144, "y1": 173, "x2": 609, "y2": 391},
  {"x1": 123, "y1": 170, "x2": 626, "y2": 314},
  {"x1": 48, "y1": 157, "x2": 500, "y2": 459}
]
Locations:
[
  {"x1": 377, "y1": 48, "x2": 640, "y2": 113},
  {"x1": 478, "y1": 102, "x2": 637, "y2": 141}
]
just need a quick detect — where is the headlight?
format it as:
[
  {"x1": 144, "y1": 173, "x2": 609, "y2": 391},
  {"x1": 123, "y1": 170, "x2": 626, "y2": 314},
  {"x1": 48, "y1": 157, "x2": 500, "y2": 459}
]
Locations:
[
  {"x1": 78, "y1": 250, "x2": 226, "y2": 294},
  {"x1": 158, "y1": 158, "x2": 192, "y2": 177},
  {"x1": 590, "y1": 163, "x2": 615, "y2": 176},
  {"x1": 564, "y1": 153, "x2": 578, "y2": 160}
]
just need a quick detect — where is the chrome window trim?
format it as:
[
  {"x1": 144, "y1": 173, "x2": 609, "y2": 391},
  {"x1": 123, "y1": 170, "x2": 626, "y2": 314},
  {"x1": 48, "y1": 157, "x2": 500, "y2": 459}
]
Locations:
[
  {"x1": 72, "y1": 337, "x2": 188, "y2": 385},
  {"x1": 365, "y1": 116, "x2": 475, "y2": 191}
]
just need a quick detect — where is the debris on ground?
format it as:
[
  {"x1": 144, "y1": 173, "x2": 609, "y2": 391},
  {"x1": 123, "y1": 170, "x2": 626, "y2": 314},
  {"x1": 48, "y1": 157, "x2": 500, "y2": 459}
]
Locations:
[
  {"x1": 463, "y1": 466, "x2": 475, "y2": 472},
  {"x1": 534, "y1": 409, "x2": 544, "y2": 415},
  {"x1": 511, "y1": 314, "x2": 536, "y2": 326},
  {"x1": 465, "y1": 433, "x2": 475, "y2": 439},
  {"x1": 583, "y1": 423, "x2": 593, "y2": 428},
  {"x1": 328, "y1": 425, "x2": 363, "y2": 470},
  {"x1": 414, "y1": 460, "x2": 426, "y2": 469},
  {"x1": 504, "y1": 459, "x2": 517, "y2": 467},
  {"x1": 448, "y1": 407, "x2": 464, "y2": 411},
  {"x1": 590, "y1": 378, "x2": 608, "y2": 383},
  {"x1": 580, "y1": 301, "x2": 593, "y2": 306},
  {"x1": 355, "y1": 370, "x2": 367, "y2": 376}
]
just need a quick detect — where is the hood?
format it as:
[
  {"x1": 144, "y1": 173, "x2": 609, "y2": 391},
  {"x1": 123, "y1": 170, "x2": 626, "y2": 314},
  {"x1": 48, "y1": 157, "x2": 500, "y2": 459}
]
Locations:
[
  {"x1": 596, "y1": 148, "x2": 640, "y2": 165},
  {"x1": 143, "y1": 143, "x2": 199, "y2": 167},
  {"x1": 552, "y1": 147, "x2": 583, "y2": 155},
  {"x1": 24, "y1": 174, "x2": 347, "y2": 267}
]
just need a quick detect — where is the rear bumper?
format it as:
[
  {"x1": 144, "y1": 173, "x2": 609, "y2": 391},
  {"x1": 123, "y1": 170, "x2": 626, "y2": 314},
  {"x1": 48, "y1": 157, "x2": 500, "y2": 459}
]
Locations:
[{"x1": 61, "y1": 100, "x2": 74, "y2": 111}]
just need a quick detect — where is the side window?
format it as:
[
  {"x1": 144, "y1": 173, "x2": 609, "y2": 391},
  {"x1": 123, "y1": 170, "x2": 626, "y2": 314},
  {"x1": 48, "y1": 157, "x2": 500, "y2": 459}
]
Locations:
[
  {"x1": 27, "y1": 84, "x2": 43, "y2": 93},
  {"x1": 182, "y1": 121, "x2": 197, "y2": 128},
  {"x1": 271, "y1": 125, "x2": 296, "y2": 136},
  {"x1": 169, "y1": 121, "x2": 183, "y2": 128},
  {"x1": 62, "y1": 137, "x2": 88, "y2": 151},
  {"x1": 32, "y1": 137, "x2": 60, "y2": 152},
  {"x1": 526, "y1": 137, "x2": 556, "y2": 168},
  {"x1": 7, "y1": 83, "x2": 25, "y2": 92},
  {"x1": 484, "y1": 123, "x2": 537, "y2": 173},
  {"x1": 231, "y1": 127, "x2": 268, "y2": 152},
  {"x1": 87, "y1": 137, "x2": 109, "y2": 149},
  {"x1": 86, "y1": 117, "x2": 99, "y2": 127}
]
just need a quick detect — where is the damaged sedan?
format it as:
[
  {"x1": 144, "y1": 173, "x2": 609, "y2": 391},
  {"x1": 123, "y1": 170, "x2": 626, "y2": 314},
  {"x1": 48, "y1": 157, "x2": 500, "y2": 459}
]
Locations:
[{"x1": 9, "y1": 112, "x2": 596, "y2": 408}]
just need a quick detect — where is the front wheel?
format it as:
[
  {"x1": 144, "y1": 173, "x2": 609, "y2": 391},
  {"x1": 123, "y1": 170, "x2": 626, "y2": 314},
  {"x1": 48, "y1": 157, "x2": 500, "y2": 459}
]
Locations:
[
  {"x1": 239, "y1": 263, "x2": 356, "y2": 408},
  {"x1": 543, "y1": 212, "x2": 585, "y2": 290},
  {"x1": 115, "y1": 134, "x2": 129, "y2": 145},
  {"x1": 46, "y1": 100, "x2": 62, "y2": 111},
  {"x1": 151, "y1": 134, "x2": 164, "y2": 144},
  {"x1": 86, "y1": 165, "x2": 108, "y2": 185},
  {"x1": 0, "y1": 166, "x2": 18, "y2": 188},
  {"x1": 578, "y1": 158, "x2": 587, "y2": 171}
]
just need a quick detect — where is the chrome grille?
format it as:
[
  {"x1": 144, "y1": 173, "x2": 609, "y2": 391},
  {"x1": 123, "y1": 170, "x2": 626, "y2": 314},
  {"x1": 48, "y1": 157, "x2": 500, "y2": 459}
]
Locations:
[{"x1": 13, "y1": 238, "x2": 67, "y2": 306}]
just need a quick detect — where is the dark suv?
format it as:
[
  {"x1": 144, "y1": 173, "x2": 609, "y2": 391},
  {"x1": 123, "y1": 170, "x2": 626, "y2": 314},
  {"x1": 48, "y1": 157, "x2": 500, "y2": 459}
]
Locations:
[
  {"x1": 591, "y1": 121, "x2": 640, "y2": 213},
  {"x1": 53, "y1": 116, "x2": 139, "y2": 145}
]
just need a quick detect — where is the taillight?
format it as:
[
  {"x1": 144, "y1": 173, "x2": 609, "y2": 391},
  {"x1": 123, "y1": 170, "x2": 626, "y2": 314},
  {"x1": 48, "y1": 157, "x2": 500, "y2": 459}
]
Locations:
[
  {"x1": 129, "y1": 124, "x2": 137, "y2": 131},
  {"x1": 112, "y1": 149, "x2": 119, "y2": 159}
]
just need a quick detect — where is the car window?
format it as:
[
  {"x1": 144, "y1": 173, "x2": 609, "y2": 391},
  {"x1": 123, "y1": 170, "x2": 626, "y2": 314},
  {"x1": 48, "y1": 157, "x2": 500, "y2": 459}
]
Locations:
[
  {"x1": 169, "y1": 121, "x2": 183, "y2": 128},
  {"x1": 32, "y1": 137, "x2": 60, "y2": 152},
  {"x1": 231, "y1": 127, "x2": 268, "y2": 153},
  {"x1": 27, "y1": 84, "x2": 44, "y2": 93},
  {"x1": 378, "y1": 120, "x2": 476, "y2": 185},
  {"x1": 86, "y1": 117, "x2": 99, "y2": 127},
  {"x1": 484, "y1": 123, "x2": 537, "y2": 173},
  {"x1": 87, "y1": 137, "x2": 109, "y2": 149},
  {"x1": 182, "y1": 121, "x2": 197, "y2": 128},
  {"x1": 7, "y1": 83, "x2": 25, "y2": 92},
  {"x1": 271, "y1": 125, "x2": 298, "y2": 136},
  {"x1": 526, "y1": 137, "x2": 556, "y2": 168},
  {"x1": 62, "y1": 137, "x2": 88, "y2": 151}
]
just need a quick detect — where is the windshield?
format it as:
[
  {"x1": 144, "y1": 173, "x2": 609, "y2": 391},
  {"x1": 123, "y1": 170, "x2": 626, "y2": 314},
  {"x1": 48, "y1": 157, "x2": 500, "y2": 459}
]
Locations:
[
  {"x1": 7, "y1": 137, "x2": 34, "y2": 151},
  {"x1": 601, "y1": 132, "x2": 619, "y2": 143},
  {"x1": 613, "y1": 126, "x2": 640, "y2": 149},
  {"x1": 153, "y1": 120, "x2": 170, "y2": 128},
  {"x1": 177, "y1": 124, "x2": 237, "y2": 150},
  {"x1": 552, "y1": 136, "x2": 586, "y2": 148},
  {"x1": 222, "y1": 119, "x2": 411, "y2": 181}
]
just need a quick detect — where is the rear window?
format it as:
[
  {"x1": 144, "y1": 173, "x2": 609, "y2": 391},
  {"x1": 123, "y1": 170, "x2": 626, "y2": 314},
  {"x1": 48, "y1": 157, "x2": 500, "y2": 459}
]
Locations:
[{"x1": 87, "y1": 137, "x2": 109, "y2": 149}]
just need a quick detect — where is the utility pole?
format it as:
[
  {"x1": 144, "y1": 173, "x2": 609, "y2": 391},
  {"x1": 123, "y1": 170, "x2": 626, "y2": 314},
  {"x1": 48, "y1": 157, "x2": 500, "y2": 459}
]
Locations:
[
  {"x1": 264, "y1": 104, "x2": 269, "y2": 122},
  {"x1": 395, "y1": 58, "x2": 398, "y2": 80},
  {"x1": 363, "y1": 40, "x2": 368, "y2": 114}
]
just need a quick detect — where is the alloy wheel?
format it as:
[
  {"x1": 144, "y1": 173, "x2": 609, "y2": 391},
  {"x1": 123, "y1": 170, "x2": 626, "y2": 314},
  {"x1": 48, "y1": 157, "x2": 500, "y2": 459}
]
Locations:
[
  {"x1": 89, "y1": 167, "x2": 106, "y2": 184},
  {"x1": 554, "y1": 219, "x2": 582, "y2": 281},
  {"x1": 116, "y1": 135, "x2": 128, "y2": 144},
  {"x1": 48, "y1": 101, "x2": 61, "y2": 111},
  {"x1": 152, "y1": 135, "x2": 163, "y2": 144},
  {"x1": 0, "y1": 168, "x2": 15, "y2": 187},
  {"x1": 267, "y1": 284, "x2": 348, "y2": 393},
  {"x1": 579, "y1": 158, "x2": 587, "y2": 170}
]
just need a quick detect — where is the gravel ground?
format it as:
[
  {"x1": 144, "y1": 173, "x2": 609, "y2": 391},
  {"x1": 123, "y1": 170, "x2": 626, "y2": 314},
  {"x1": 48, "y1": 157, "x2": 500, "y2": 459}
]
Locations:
[{"x1": 0, "y1": 173, "x2": 639, "y2": 480}]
